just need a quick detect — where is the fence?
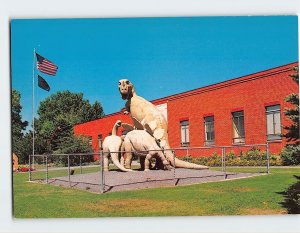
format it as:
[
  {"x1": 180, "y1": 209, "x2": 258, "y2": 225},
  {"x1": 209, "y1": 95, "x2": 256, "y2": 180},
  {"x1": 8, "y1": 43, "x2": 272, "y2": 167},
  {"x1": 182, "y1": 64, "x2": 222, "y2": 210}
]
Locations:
[
  {"x1": 174, "y1": 143, "x2": 273, "y2": 173},
  {"x1": 28, "y1": 152, "x2": 101, "y2": 188},
  {"x1": 28, "y1": 142, "x2": 273, "y2": 193}
]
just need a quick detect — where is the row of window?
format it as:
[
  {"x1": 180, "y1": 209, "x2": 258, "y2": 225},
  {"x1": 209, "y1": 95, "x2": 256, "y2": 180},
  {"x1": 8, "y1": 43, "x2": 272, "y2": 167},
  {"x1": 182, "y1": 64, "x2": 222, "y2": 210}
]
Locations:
[
  {"x1": 180, "y1": 104, "x2": 282, "y2": 147},
  {"x1": 88, "y1": 105, "x2": 282, "y2": 148}
]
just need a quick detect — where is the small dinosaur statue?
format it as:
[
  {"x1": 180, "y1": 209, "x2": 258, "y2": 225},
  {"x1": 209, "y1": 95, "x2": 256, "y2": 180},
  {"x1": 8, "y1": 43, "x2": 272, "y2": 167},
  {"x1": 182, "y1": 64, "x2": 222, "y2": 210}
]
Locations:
[
  {"x1": 118, "y1": 79, "x2": 208, "y2": 170},
  {"x1": 102, "y1": 120, "x2": 133, "y2": 172},
  {"x1": 120, "y1": 125, "x2": 172, "y2": 171}
]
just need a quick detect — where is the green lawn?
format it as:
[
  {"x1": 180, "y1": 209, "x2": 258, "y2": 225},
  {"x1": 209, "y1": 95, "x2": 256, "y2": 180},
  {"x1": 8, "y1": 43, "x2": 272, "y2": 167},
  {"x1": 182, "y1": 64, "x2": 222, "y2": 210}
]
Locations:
[{"x1": 13, "y1": 167, "x2": 300, "y2": 218}]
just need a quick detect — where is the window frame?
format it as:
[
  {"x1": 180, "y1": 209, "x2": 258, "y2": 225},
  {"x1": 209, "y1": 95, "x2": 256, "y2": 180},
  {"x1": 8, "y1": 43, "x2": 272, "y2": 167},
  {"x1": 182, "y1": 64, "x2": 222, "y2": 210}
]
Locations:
[
  {"x1": 265, "y1": 104, "x2": 282, "y2": 141},
  {"x1": 180, "y1": 120, "x2": 190, "y2": 147},
  {"x1": 204, "y1": 116, "x2": 215, "y2": 146},
  {"x1": 232, "y1": 110, "x2": 245, "y2": 144},
  {"x1": 88, "y1": 136, "x2": 93, "y2": 146}
]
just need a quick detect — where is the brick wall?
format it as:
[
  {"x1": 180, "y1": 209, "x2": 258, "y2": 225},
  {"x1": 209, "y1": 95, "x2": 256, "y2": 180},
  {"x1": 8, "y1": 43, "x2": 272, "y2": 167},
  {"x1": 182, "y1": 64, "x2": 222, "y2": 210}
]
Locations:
[{"x1": 167, "y1": 62, "x2": 298, "y2": 156}]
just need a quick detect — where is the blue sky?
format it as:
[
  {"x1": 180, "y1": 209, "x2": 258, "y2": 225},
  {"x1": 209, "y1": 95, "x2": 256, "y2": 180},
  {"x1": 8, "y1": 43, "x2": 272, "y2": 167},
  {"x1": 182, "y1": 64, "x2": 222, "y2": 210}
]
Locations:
[{"x1": 11, "y1": 16, "x2": 298, "y2": 130}]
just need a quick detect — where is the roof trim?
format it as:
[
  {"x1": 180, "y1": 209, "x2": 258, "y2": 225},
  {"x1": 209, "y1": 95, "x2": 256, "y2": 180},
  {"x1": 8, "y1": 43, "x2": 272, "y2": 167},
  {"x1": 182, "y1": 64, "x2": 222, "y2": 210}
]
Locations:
[{"x1": 74, "y1": 111, "x2": 123, "y2": 127}]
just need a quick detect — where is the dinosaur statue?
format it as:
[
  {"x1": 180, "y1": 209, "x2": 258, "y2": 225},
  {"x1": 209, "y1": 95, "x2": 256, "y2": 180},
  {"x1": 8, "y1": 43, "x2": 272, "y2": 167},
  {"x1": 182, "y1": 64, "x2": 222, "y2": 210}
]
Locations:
[
  {"x1": 120, "y1": 124, "x2": 172, "y2": 171},
  {"x1": 102, "y1": 120, "x2": 133, "y2": 172},
  {"x1": 118, "y1": 79, "x2": 208, "y2": 170},
  {"x1": 13, "y1": 153, "x2": 19, "y2": 172}
]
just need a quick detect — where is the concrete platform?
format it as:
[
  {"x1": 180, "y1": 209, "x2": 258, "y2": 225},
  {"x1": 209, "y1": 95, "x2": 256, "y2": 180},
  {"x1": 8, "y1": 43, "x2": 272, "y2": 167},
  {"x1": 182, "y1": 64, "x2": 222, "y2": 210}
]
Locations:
[{"x1": 35, "y1": 168, "x2": 265, "y2": 193}]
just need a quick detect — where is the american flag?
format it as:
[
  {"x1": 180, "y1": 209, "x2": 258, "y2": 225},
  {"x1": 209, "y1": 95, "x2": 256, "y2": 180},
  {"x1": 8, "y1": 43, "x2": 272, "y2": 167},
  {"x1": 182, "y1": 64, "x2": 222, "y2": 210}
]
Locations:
[{"x1": 36, "y1": 53, "x2": 58, "y2": 76}]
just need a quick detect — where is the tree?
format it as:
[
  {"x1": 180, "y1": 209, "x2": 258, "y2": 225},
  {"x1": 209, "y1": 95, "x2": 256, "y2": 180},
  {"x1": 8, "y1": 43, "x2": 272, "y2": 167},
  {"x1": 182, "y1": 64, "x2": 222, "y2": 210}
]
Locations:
[
  {"x1": 11, "y1": 89, "x2": 28, "y2": 163},
  {"x1": 281, "y1": 66, "x2": 300, "y2": 165},
  {"x1": 54, "y1": 135, "x2": 94, "y2": 166},
  {"x1": 87, "y1": 101, "x2": 104, "y2": 122},
  {"x1": 34, "y1": 91, "x2": 104, "y2": 163},
  {"x1": 18, "y1": 131, "x2": 33, "y2": 164},
  {"x1": 282, "y1": 66, "x2": 299, "y2": 141}
]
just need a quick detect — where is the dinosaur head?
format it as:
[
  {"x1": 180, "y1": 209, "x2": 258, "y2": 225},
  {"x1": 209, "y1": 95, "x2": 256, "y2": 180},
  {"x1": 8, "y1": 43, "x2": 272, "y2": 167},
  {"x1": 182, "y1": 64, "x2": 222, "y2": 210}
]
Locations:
[
  {"x1": 115, "y1": 120, "x2": 122, "y2": 127},
  {"x1": 118, "y1": 79, "x2": 134, "y2": 100},
  {"x1": 111, "y1": 120, "x2": 122, "y2": 136}
]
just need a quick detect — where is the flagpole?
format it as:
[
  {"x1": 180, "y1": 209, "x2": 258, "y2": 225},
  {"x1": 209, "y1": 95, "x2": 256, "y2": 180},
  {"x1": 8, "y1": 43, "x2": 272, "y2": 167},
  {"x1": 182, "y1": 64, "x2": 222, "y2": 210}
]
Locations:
[{"x1": 32, "y1": 48, "x2": 36, "y2": 170}]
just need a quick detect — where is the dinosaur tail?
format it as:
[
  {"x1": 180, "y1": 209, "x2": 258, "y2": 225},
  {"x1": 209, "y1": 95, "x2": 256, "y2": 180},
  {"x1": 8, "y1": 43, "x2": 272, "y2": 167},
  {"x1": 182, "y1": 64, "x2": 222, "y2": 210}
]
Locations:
[
  {"x1": 165, "y1": 150, "x2": 208, "y2": 170},
  {"x1": 110, "y1": 150, "x2": 133, "y2": 172}
]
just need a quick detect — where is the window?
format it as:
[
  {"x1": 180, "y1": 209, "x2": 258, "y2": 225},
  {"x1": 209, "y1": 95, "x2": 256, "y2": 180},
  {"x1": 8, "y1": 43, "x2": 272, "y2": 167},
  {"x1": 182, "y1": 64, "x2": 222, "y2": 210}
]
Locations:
[
  {"x1": 88, "y1": 136, "x2": 93, "y2": 146},
  {"x1": 180, "y1": 120, "x2": 189, "y2": 147},
  {"x1": 266, "y1": 105, "x2": 281, "y2": 140},
  {"x1": 98, "y1": 134, "x2": 103, "y2": 149},
  {"x1": 232, "y1": 111, "x2": 245, "y2": 144},
  {"x1": 204, "y1": 116, "x2": 215, "y2": 145}
]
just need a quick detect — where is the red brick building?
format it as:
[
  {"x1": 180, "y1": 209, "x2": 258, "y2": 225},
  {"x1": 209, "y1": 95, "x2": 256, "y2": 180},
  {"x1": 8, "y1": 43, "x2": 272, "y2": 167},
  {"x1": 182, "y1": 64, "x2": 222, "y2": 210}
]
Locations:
[{"x1": 74, "y1": 62, "x2": 298, "y2": 159}]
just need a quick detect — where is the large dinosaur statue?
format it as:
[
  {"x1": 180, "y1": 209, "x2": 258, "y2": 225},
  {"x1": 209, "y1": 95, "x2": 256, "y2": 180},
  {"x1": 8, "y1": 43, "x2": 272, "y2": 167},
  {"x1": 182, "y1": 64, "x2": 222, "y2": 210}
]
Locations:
[
  {"x1": 120, "y1": 126, "x2": 172, "y2": 171},
  {"x1": 102, "y1": 120, "x2": 133, "y2": 172},
  {"x1": 118, "y1": 79, "x2": 208, "y2": 170}
]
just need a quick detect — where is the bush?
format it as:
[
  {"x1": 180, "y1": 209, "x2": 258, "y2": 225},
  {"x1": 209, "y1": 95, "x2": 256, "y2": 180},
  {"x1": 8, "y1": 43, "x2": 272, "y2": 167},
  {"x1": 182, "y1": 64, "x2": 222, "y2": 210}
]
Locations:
[
  {"x1": 280, "y1": 175, "x2": 300, "y2": 214},
  {"x1": 280, "y1": 145, "x2": 300, "y2": 165},
  {"x1": 19, "y1": 167, "x2": 35, "y2": 172},
  {"x1": 17, "y1": 165, "x2": 35, "y2": 172},
  {"x1": 181, "y1": 148, "x2": 282, "y2": 166}
]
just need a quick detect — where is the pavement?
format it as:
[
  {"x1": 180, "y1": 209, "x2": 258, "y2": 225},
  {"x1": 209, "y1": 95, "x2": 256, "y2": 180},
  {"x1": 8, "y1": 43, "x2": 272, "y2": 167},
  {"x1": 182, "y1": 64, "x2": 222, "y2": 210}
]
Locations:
[{"x1": 34, "y1": 168, "x2": 265, "y2": 193}]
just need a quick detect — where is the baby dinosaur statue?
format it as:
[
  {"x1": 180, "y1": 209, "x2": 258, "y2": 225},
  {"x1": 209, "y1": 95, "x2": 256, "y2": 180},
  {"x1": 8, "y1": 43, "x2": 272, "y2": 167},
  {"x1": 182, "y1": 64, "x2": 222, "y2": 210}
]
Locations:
[
  {"x1": 118, "y1": 79, "x2": 208, "y2": 170},
  {"x1": 120, "y1": 125, "x2": 172, "y2": 171},
  {"x1": 102, "y1": 120, "x2": 133, "y2": 172}
]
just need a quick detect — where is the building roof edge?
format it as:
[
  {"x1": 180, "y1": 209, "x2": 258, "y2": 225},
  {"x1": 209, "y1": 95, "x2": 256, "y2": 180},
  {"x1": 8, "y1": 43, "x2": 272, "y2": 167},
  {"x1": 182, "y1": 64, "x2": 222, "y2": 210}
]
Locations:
[
  {"x1": 75, "y1": 61, "x2": 298, "y2": 127},
  {"x1": 151, "y1": 61, "x2": 298, "y2": 104}
]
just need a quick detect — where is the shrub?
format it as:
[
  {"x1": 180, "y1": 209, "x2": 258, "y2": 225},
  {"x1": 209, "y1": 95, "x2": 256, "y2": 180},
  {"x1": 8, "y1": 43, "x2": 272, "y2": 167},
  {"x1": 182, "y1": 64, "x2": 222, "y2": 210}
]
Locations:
[
  {"x1": 182, "y1": 155, "x2": 193, "y2": 163},
  {"x1": 270, "y1": 153, "x2": 283, "y2": 166},
  {"x1": 18, "y1": 167, "x2": 35, "y2": 172},
  {"x1": 180, "y1": 149, "x2": 282, "y2": 166},
  {"x1": 280, "y1": 145, "x2": 300, "y2": 165},
  {"x1": 280, "y1": 175, "x2": 300, "y2": 214}
]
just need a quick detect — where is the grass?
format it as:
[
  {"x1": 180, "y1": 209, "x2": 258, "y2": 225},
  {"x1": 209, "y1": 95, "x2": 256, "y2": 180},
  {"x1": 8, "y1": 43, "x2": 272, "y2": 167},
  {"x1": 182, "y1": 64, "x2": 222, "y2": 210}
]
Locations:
[{"x1": 13, "y1": 167, "x2": 300, "y2": 218}]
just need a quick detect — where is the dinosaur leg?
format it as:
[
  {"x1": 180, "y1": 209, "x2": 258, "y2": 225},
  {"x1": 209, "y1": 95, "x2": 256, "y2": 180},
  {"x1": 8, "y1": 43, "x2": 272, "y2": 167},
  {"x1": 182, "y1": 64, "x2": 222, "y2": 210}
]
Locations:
[
  {"x1": 124, "y1": 152, "x2": 132, "y2": 169},
  {"x1": 139, "y1": 157, "x2": 145, "y2": 171},
  {"x1": 103, "y1": 150, "x2": 109, "y2": 171},
  {"x1": 120, "y1": 155, "x2": 125, "y2": 167},
  {"x1": 120, "y1": 144, "x2": 125, "y2": 167},
  {"x1": 124, "y1": 142, "x2": 133, "y2": 169},
  {"x1": 144, "y1": 154, "x2": 153, "y2": 171},
  {"x1": 154, "y1": 158, "x2": 164, "y2": 170},
  {"x1": 157, "y1": 151, "x2": 172, "y2": 170}
]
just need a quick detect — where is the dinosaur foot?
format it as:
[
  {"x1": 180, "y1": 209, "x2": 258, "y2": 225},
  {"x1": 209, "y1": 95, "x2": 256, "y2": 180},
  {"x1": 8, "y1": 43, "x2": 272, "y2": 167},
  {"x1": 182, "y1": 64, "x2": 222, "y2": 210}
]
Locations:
[{"x1": 164, "y1": 165, "x2": 172, "y2": 171}]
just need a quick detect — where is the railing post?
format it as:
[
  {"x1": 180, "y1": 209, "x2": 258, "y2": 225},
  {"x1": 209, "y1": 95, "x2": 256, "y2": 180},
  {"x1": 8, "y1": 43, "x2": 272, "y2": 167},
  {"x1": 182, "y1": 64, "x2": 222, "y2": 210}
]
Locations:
[
  {"x1": 45, "y1": 155, "x2": 48, "y2": 184},
  {"x1": 29, "y1": 154, "x2": 32, "y2": 181},
  {"x1": 32, "y1": 155, "x2": 35, "y2": 170},
  {"x1": 80, "y1": 155, "x2": 82, "y2": 174},
  {"x1": 223, "y1": 147, "x2": 226, "y2": 173},
  {"x1": 68, "y1": 155, "x2": 71, "y2": 187},
  {"x1": 100, "y1": 150, "x2": 105, "y2": 193},
  {"x1": 170, "y1": 149, "x2": 174, "y2": 180},
  {"x1": 266, "y1": 142, "x2": 270, "y2": 174}
]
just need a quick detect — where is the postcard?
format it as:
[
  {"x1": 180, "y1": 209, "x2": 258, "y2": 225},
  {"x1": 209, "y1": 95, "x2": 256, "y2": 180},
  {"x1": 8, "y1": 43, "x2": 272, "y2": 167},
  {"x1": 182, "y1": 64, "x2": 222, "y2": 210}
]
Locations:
[{"x1": 11, "y1": 16, "x2": 299, "y2": 218}]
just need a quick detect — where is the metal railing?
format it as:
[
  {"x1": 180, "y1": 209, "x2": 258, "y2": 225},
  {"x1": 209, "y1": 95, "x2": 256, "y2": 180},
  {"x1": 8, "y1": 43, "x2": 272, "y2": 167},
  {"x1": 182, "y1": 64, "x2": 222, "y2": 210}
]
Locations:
[{"x1": 28, "y1": 142, "x2": 274, "y2": 193}]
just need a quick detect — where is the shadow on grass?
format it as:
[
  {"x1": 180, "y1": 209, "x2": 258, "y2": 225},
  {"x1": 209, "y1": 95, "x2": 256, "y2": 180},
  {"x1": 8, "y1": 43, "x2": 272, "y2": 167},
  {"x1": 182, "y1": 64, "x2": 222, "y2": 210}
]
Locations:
[{"x1": 277, "y1": 175, "x2": 300, "y2": 214}]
